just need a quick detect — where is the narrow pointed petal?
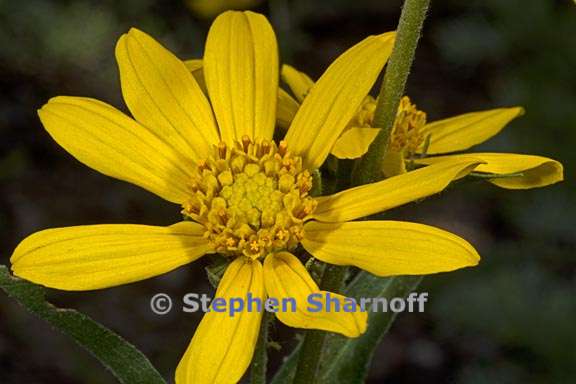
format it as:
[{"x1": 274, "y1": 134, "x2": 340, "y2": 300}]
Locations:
[
  {"x1": 281, "y1": 65, "x2": 380, "y2": 159},
  {"x1": 116, "y1": 28, "x2": 219, "y2": 160},
  {"x1": 263, "y1": 252, "x2": 366, "y2": 337},
  {"x1": 38, "y1": 96, "x2": 196, "y2": 204},
  {"x1": 303, "y1": 221, "x2": 480, "y2": 276},
  {"x1": 204, "y1": 11, "x2": 279, "y2": 143},
  {"x1": 11, "y1": 222, "x2": 212, "y2": 290},
  {"x1": 331, "y1": 127, "x2": 380, "y2": 159},
  {"x1": 312, "y1": 158, "x2": 482, "y2": 223},
  {"x1": 421, "y1": 107, "x2": 524, "y2": 154},
  {"x1": 281, "y1": 64, "x2": 315, "y2": 103},
  {"x1": 284, "y1": 32, "x2": 395, "y2": 170},
  {"x1": 176, "y1": 257, "x2": 264, "y2": 384},
  {"x1": 416, "y1": 153, "x2": 564, "y2": 189}
]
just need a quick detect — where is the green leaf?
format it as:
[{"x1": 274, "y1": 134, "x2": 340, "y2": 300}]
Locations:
[
  {"x1": 0, "y1": 265, "x2": 167, "y2": 384},
  {"x1": 270, "y1": 339, "x2": 300, "y2": 384},
  {"x1": 271, "y1": 272, "x2": 422, "y2": 384},
  {"x1": 318, "y1": 273, "x2": 423, "y2": 383}
]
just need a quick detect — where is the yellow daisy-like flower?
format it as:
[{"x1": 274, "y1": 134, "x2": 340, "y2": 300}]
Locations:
[
  {"x1": 280, "y1": 65, "x2": 564, "y2": 189},
  {"x1": 11, "y1": 11, "x2": 482, "y2": 384}
]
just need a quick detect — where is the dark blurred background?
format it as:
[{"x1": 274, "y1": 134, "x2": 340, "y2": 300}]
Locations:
[{"x1": 0, "y1": 0, "x2": 574, "y2": 383}]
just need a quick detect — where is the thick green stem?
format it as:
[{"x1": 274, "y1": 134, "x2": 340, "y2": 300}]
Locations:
[
  {"x1": 291, "y1": 264, "x2": 346, "y2": 384},
  {"x1": 353, "y1": 0, "x2": 430, "y2": 185},
  {"x1": 250, "y1": 312, "x2": 269, "y2": 384}
]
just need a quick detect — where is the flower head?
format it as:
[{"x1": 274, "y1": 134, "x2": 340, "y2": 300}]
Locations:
[
  {"x1": 281, "y1": 66, "x2": 564, "y2": 186},
  {"x1": 11, "y1": 11, "x2": 482, "y2": 384},
  {"x1": 183, "y1": 138, "x2": 316, "y2": 258}
]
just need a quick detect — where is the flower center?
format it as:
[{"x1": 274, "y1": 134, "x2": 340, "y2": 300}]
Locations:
[
  {"x1": 389, "y1": 96, "x2": 427, "y2": 154},
  {"x1": 182, "y1": 137, "x2": 316, "y2": 259}
]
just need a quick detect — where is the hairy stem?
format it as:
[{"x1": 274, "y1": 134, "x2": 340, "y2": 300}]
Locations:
[
  {"x1": 353, "y1": 0, "x2": 431, "y2": 185},
  {"x1": 250, "y1": 312, "x2": 270, "y2": 384},
  {"x1": 291, "y1": 1, "x2": 431, "y2": 382},
  {"x1": 291, "y1": 264, "x2": 346, "y2": 384}
]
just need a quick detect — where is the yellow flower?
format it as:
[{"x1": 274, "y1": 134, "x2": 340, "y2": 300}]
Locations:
[
  {"x1": 280, "y1": 66, "x2": 564, "y2": 189},
  {"x1": 186, "y1": 0, "x2": 263, "y2": 19},
  {"x1": 11, "y1": 11, "x2": 481, "y2": 384}
]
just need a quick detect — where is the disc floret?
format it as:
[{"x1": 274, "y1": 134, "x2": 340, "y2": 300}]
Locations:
[
  {"x1": 183, "y1": 137, "x2": 316, "y2": 259},
  {"x1": 349, "y1": 96, "x2": 378, "y2": 128},
  {"x1": 389, "y1": 96, "x2": 427, "y2": 154}
]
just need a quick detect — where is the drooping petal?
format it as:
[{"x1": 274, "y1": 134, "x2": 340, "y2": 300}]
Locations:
[
  {"x1": 302, "y1": 221, "x2": 479, "y2": 276},
  {"x1": 312, "y1": 158, "x2": 482, "y2": 223},
  {"x1": 204, "y1": 11, "x2": 279, "y2": 143},
  {"x1": 421, "y1": 107, "x2": 524, "y2": 154},
  {"x1": 38, "y1": 97, "x2": 195, "y2": 204},
  {"x1": 284, "y1": 32, "x2": 395, "y2": 170},
  {"x1": 281, "y1": 64, "x2": 315, "y2": 103},
  {"x1": 331, "y1": 127, "x2": 380, "y2": 159},
  {"x1": 11, "y1": 222, "x2": 212, "y2": 290},
  {"x1": 176, "y1": 257, "x2": 264, "y2": 384},
  {"x1": 115, "y1": 28, "x2": 219, "y2": 160},
  {"x1": 416, "y1": 153, "x2": 564, "y2": 189},
  {"x1": 263, "y1": 252, "x2": 366, "y2": 337}
]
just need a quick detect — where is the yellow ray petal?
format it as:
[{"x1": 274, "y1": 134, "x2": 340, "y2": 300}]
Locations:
[
  {"x1": 421, "y1": 107, "x2": 524, "y2": 154},
  {"x1": 115, "y1": 28, "x2": 219, "y2": 160},
  {"x1": 382, "y1": 150, "x2": 407, "y2": 177},
  {"x1": 303, "y1": 221, "x2": 479, "y2": 276},
  {"x1": 204, "y1": 11, "x2": 279, "y2": 143},
  {"x1": 176, "y1": 257, "x2": 264, "y2": 384},
  {"x1": 184, "y1": 58, "x2": 203, "y2": 72},
  {"x1": 416, "y1": 153, "x2": 563, "y2": 189},
  {"x1": 38, "y1": 96, "x2": 195, "y2": 204},
  {"x1": 184, "y1": 58, "x2": 207, "y2": 94},
  {"x1": 277, "y1": 88, "x2": 300, "y2": 129},
  {"x1": 312, "y1": 158, "x2": 482, "y2": 223},
  {"x1": 184, "y1": 58, "x2": 298, "y2": 130},
  {"x1": 281, "y1": 64, "x2": 315, "y2": 103},
  {"x1": 331, "y1": 127, "x2": 380, "y2": 159},
  {"x1": 263, "y1": 252, "x2": 366, "y2": 337},
  {"x1": 11, "y1": 222, "x2": 211, "y2": 290},
  {"x1": 282, "y1": 65, "x2": 380, "y2": 159},
  {"x1": 284, "y1": 32, "x2": 395, "y2": 170}
]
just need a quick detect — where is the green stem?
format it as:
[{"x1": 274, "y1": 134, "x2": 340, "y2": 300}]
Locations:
[
  {"x1": 353, "y1": 0, "x2": 431, "y2": 186},
  {"x1": 291, "y1": 264, "x2": 346, "y2": 384},
  {"x1": 250, "y1": 311, "x2": 269, "y2": 384},
  {"x1": 291, "y1": 2, "x2": 431, "y2": 383}
]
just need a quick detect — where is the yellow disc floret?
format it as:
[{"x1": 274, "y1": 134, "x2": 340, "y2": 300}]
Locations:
[
  {"x1": 349, "y1": 95, "x2": 427, "y2": 156},
  {"x1": 349, "y1": 96, "x2": 378, "y2": 128},
  {"x1": 182, "y1": 137, "x2": 316, "y2": 259},
  {"x1": 389, "y1": 96, "x2": 427, "y2": 154}
]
